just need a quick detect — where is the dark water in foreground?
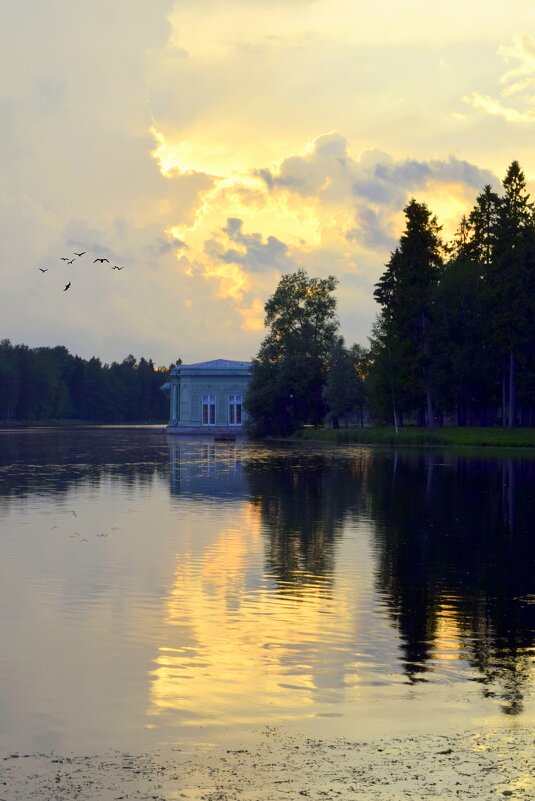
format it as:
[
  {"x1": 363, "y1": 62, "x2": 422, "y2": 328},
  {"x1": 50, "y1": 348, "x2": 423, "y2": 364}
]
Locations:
[{"x1": 0, "y1": 428, "x2": 534, "y2": 752}]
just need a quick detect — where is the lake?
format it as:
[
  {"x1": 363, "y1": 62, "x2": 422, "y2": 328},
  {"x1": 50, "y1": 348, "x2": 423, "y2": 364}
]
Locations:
[{"x1": 1, "y1": 427, "x2": 534, "y2": 754}]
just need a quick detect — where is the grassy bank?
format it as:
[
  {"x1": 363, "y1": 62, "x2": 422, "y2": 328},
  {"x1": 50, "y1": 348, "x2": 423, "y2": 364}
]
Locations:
[{"x1": 293, "y1": 426, "x2": 535, "y2": 448}]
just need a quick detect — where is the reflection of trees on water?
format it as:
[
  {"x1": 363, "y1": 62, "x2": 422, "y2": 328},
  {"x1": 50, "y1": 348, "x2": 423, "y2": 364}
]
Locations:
[
  {"x1": 0, "y1": 428, "x2": 168, "y2": 511},
  {"x1": 245, "y1": 451, "x2": 370, "y2": 587},
  {"x1": 3, "y1": 430, "x2": 535, "y2": 716},
  {"x1": 245, "y1": 446, "x2": 535, "y2": 713},
  {"x1": 368, "y1": 453, "x2": 535, "y2": 712}
]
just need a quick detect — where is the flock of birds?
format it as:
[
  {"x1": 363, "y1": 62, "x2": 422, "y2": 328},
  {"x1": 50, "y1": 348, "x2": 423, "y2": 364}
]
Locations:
[{"x1": 37, "y1": 251, "x2": 126, "y2": 292}]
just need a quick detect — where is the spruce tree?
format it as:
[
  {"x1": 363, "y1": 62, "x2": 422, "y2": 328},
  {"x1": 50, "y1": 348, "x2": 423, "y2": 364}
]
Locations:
[
  {"x1": 491, "y1": 162, "x2": 535, "y2": 427},
  {"x1": 374, "y1": 199, "x2": 443, "y2": 426},
  {"x1": 468, "y1": 184, "x2": 501, "y2": 269}
]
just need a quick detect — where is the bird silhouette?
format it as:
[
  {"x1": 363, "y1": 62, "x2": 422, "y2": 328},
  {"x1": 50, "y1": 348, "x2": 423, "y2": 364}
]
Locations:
[
  {"x1": 67, "y1": 259, "x2": 75, "y2": 265},
  {"x1": 64, "y1": 282, "x2": 71, "y2": 291},
  {"x1": 60, "y1": 257, "x2": 70, "y2": 261},
  {"x1": 112, "y1": 265, "x2": 124, "y2": 270},
  {"x1": 39, "y1": 268, "x2": 48, "y2": 273},
  {"x1": 93, "y1": 258, "x2": 109, "y2": 263},
  {"x1": 74, "y1": 252, "x2": 86, "y2": 257}
]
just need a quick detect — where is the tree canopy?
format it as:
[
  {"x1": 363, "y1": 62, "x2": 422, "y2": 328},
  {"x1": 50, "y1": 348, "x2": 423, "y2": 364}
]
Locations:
[{"x1": 245, "y1": 268, "x2": 339, "y2": 436}]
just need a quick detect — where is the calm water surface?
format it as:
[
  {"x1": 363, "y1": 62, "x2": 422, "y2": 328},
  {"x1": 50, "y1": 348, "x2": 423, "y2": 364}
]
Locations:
[{"x1": 1, "y1": 428, "x2": 534, "y2": 752}]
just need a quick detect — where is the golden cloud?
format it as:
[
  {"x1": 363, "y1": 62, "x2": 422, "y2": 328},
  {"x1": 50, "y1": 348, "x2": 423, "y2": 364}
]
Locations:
[{"x1": 238, "y1": 298, "x2": 265, "y2": 332}]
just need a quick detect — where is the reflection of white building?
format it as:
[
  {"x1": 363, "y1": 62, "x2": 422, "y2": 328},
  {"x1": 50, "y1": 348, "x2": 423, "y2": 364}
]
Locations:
[
  {"x1": 161, "y1": 359, "x2": 252, "y2": 435},
  {"x1": 168, "y1": 440, "x2": 249, "y2": 502}
]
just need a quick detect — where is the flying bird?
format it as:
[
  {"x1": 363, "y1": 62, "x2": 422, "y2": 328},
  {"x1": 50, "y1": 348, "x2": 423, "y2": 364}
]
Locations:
[
  {"x1": 39, "y1": 268, "x2": 48, "y2": 273},
  {"x1": 67, "y1": 259, "x2": 75, "y2": 265},
  {"x1": 93, "y1": 258, "x2": 109, "y2": 263},
  {"x1": 60, "y1": 257, "x2": 70, "y2": 261},
  {"x1": 63, "y1": 282, "x2": 71, "y2": 291},
  {"x1": 73, "y1": 252, "x2": 86, "y2": 257},
  {"x1": 112, "y1": 265, "x2": 124, "y2": 270}
]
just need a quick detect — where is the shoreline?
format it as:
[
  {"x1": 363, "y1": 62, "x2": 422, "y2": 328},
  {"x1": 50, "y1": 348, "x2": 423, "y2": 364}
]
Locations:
[
  {"x1": 288, "y1": 426, "x2": 535, "y2": 450},
  {"x1": 2, "y1": 726, "x2": 533, "y2": 800}
]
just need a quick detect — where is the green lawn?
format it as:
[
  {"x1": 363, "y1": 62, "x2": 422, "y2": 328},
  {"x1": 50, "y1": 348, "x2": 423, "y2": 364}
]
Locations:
[{"x1": 293, "y1": 426, "x2": 535, "y2": 448}]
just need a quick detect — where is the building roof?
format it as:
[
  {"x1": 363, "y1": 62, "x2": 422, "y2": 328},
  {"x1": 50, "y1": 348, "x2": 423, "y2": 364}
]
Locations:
[{"x1": 170, "y1": 358, "x2": 252, "y2": 375}]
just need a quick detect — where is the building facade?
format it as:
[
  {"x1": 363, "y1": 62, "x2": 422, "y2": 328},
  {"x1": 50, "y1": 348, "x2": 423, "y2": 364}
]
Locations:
[{"x1": 162, "y1": 359, "x2": 252, "y2": 435}]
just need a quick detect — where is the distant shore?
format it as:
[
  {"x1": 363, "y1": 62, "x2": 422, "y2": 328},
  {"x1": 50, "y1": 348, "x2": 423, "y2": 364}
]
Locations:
[
  {"x1": 0, "y1": 420, "x2": 167, "y2": 429},
  {"x1": 292, "y1": 426, "x2": 535, "y2": 449}
]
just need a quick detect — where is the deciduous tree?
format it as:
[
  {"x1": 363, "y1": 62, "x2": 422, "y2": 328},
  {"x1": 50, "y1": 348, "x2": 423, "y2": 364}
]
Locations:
[{"x1": 246, "y1": 268, "x2": 339, "y2": 436}]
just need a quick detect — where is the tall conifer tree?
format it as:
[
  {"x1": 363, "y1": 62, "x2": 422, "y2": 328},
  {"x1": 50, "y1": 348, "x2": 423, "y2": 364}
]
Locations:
[
  {"x1": 374, "y1": 199, "x2": 443, "y2": 426},
  {"x1": 491, "y1": 162, "x2": 535, "y2": 427},
  {"x1": 468, "y1": 184, "x2": 501, "y2": 269}
]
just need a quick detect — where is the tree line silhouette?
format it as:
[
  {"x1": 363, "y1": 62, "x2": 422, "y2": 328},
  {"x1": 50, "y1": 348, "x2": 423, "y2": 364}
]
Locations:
[
  {"x1": 0, "y1": 339, "x2": 171, "y2": 423},
  {"x1": 371, "y1": 160, "x2": 535, "y2": 428}
]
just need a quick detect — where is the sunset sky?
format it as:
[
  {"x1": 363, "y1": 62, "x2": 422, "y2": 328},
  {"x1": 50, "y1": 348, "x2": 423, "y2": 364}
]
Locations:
[{"x1": 2, "y1": 1, "x2": 535, "y2": 364}]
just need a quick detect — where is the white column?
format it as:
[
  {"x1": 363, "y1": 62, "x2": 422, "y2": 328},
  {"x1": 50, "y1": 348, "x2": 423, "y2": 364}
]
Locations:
[{"x1": 171, "y1": 385, "x2": 177, "y2": 421}]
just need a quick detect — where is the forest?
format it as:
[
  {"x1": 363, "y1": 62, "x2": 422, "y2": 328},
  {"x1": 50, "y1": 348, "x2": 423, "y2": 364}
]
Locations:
[
  {"x1": 370, "y1": 160, "x2": 535, "y2": 428},
  {"x1": 246, "y1": 161, "x2": 535, "y2": 433},
  {"x1": 0, "y1": 340, "x2": 171, "y2": 423}
]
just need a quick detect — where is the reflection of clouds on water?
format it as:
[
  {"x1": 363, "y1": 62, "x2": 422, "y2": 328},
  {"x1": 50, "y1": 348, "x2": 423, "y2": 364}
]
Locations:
[
  {"x1": 148, "y1": 497, "x2": 359, "y2": 726},
  {"x1": 156, "y1": 441, "x2": 535, "y2": 726},
  {"x1": 2, "y1": 428, "x2": 535, "y2": 752}
]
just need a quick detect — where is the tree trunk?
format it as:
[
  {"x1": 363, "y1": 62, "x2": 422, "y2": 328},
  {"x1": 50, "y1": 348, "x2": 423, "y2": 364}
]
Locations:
[
  {"x1": 387, "y1": 347, "x2": 399, "y2": 433},
  {"x1": 425, "y1": 383, "x2": 434, "y2": 428},
  {"x1": 502, "y1": 365, "x2": 508, "y2": 428},
  {"x1": 508, "y1": 349, "x2": 516, "y2": 429},
  {"x1": 420, "y1": 311, "x2": 434, "y2": 428}
]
